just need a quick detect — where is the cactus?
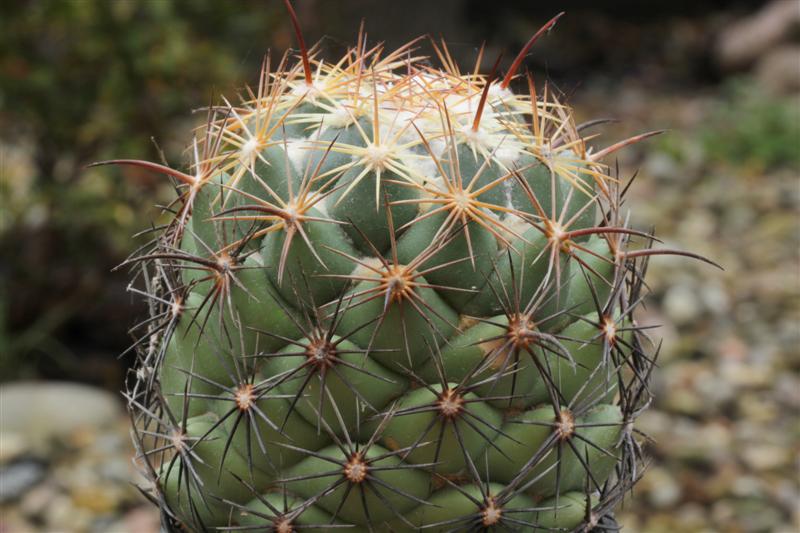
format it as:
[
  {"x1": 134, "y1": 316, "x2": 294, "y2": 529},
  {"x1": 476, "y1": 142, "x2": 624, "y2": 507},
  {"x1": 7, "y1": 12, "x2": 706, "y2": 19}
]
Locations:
[{"x1": 107, "y1": 4, "x2": 717, "y2": 531}]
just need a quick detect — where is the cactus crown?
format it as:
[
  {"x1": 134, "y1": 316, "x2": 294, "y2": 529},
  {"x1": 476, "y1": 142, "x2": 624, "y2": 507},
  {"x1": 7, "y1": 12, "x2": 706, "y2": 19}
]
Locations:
[{"x1": 109, "y1": 5, "x2": 716, "y2": 532}]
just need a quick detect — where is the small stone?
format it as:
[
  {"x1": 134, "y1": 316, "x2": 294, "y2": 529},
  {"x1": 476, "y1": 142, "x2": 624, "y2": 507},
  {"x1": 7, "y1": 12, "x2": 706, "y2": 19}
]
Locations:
[
  {"x1": 723, "y1": 360, "x2": 773, "y2": 388},
  {"x1": 711, "y1": 500, "x2": 737, "y2": 525},
  {"x1": 0, "y1": 382, "x2": 121, "y2": 451},
  {"x1": 716, "y1": 335, "x2": 748, "y2": 362},
  {"x1": 645, "y1": 152, "x2": 680, "y2": 181},
  {"x1": 665, "y1": 387, "x2": 704, "y2": 416},
  {"x1": 741, "y1": 444, "x2": 792, "y2": 472},
  {"x1": 646, "y1": 467, "x2": 683, "y2": 508},
  {"x1": 70, "y1": 484, "x2": 123, "y2": 514},
  {"x1": 0, "y1": 459, "x2": 46, "y2": 503},
  {"x1": 677, "y1": 209, "x2": 717, "y2": 242},
  {"x1": 0, "y1": 432, "x2": 27, "y2": 463},
  {"x1": 699, "y1": 282, "x2": 731, "y2": 315},
  {"x1": 19, "y1": 481, "x2": 58, "y2": 517},
  {"x1": 0, "y1": 508, "x2": 35, "y2": 533},
  {"x1": 44, "y1": 494, "x2": 93, "y2": 532},
  {"x1": 737, "y1": 393, "x2": 778, "y2": 423},
  {"x1": 122, "y1": 507, "x2": 161, "y2": 533},
  {"x1": 675, "y1": 502, "x2": 709, "y2": 529},
  {"x1": 694, "y1": 368, "x2": 735, "y2": 408},
  {"x1": 663, "y1": 283, "x2": 703, "y2": 325},
  {"x1": 757, "y1": 46, "x2": 800, "y2": 95},
  {"x1": 732, "y1": 475, "x2": 765, "y2": 498},
  {"x1": 715, "y1": 0, "x2": 800, "y2": 70},
  {"x1": 635, "y1": 409, "x2": 672, "y2": 439},
  {"x1": 775, "y1": 375, "x2": 800, "y2": 408}
]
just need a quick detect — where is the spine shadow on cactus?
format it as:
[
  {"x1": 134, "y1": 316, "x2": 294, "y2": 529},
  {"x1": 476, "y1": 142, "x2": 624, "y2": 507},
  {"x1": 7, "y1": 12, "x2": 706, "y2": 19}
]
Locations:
[{"x1": 107, "y1": 3, "x2": 719, "y2": 532}]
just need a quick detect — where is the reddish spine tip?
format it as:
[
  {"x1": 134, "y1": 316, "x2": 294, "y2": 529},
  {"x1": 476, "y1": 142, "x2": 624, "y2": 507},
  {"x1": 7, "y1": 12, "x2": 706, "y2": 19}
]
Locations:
[
  {"x1": 501, "y1": 11, "x2": 565, "y2": 89},
  {"x1": 471, "y1": 51, "x2": 504, "y2": 132},
  {"x1": 86, "y1": 159, "x2": 195, "y2": 186},
  {"x1": 625, "y1": 248, "x2": 723, "y2": 270},
  {"x1": 283, "y1": 0, "x2": 313, "y2": 86},
  {"x1": 591, "y1": 130, "x2": 667, "y2": 161}
]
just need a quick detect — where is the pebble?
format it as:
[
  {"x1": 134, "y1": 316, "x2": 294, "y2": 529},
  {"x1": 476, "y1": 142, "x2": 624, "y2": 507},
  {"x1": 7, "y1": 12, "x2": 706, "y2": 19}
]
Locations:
[
  {"x1": 757, "y1": 45, "x2": 800, "y2": 94},
  {"x1": 644, "y1": 152, "x2": 680, "y2": 181},
  {"x1": 662, "y1": 283, "x2": 704, "y2": 325},
  {"x1": 0, "y1": 382, "x2": 120, "y2": 447},
  {"x1": 106, "y1": 507, "x2": 161, "y2": 533},
  {"x1": 19, "y1": 482, "x2": 58, "y2": 517},
  {"x1": 645, "y1": 467, "x2": 683, "y2": 508},
  {"x1": 741, "y1": 444, "x2": 792, "y2": 472},
  {"x1": 0, "y1": 460, "x2": 46, "y2": 504},
  {"x1": 0, "y1": 433, "x2": 27, "y2": 464}
]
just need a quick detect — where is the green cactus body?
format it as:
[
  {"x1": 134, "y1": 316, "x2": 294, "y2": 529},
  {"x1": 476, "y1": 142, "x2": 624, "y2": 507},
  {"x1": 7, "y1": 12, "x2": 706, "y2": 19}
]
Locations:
[{"x1": 114, "y1": 6, "x2": 697, "y2": 531}]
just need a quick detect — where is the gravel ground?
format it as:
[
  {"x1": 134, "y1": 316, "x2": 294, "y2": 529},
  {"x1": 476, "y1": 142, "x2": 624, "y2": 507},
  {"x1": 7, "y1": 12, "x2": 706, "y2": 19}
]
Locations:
[
  {"x1": 578, "y1": 83, "x2": 800, "y2": 533},
  {"x1": 0, "y1": 383, "x2": 159, "y2": 533}
]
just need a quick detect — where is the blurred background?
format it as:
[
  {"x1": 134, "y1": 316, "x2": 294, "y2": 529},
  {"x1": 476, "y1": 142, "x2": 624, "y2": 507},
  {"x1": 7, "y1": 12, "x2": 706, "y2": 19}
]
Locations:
[{"x1": 1, "y1": 1, "x2": 797, "y2": 531}]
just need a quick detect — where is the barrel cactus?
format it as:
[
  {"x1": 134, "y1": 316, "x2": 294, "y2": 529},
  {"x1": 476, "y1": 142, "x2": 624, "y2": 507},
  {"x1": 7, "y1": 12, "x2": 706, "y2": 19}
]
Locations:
[{"x1": 107, "y1": 3, "x2": 715, "y2": 531}]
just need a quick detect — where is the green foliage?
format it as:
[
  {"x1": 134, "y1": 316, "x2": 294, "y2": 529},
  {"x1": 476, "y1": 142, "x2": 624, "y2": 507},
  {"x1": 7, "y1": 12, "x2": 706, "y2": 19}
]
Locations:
[
  {"x1": 700, "y1": 79, "x2": 800, "y2": 171},
  {"x1": 0, "y1": 1, "x2": 281, "y2": 173},
  {"x1": 0, "y1": 0, "x2": 282, "y2": 380}
]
